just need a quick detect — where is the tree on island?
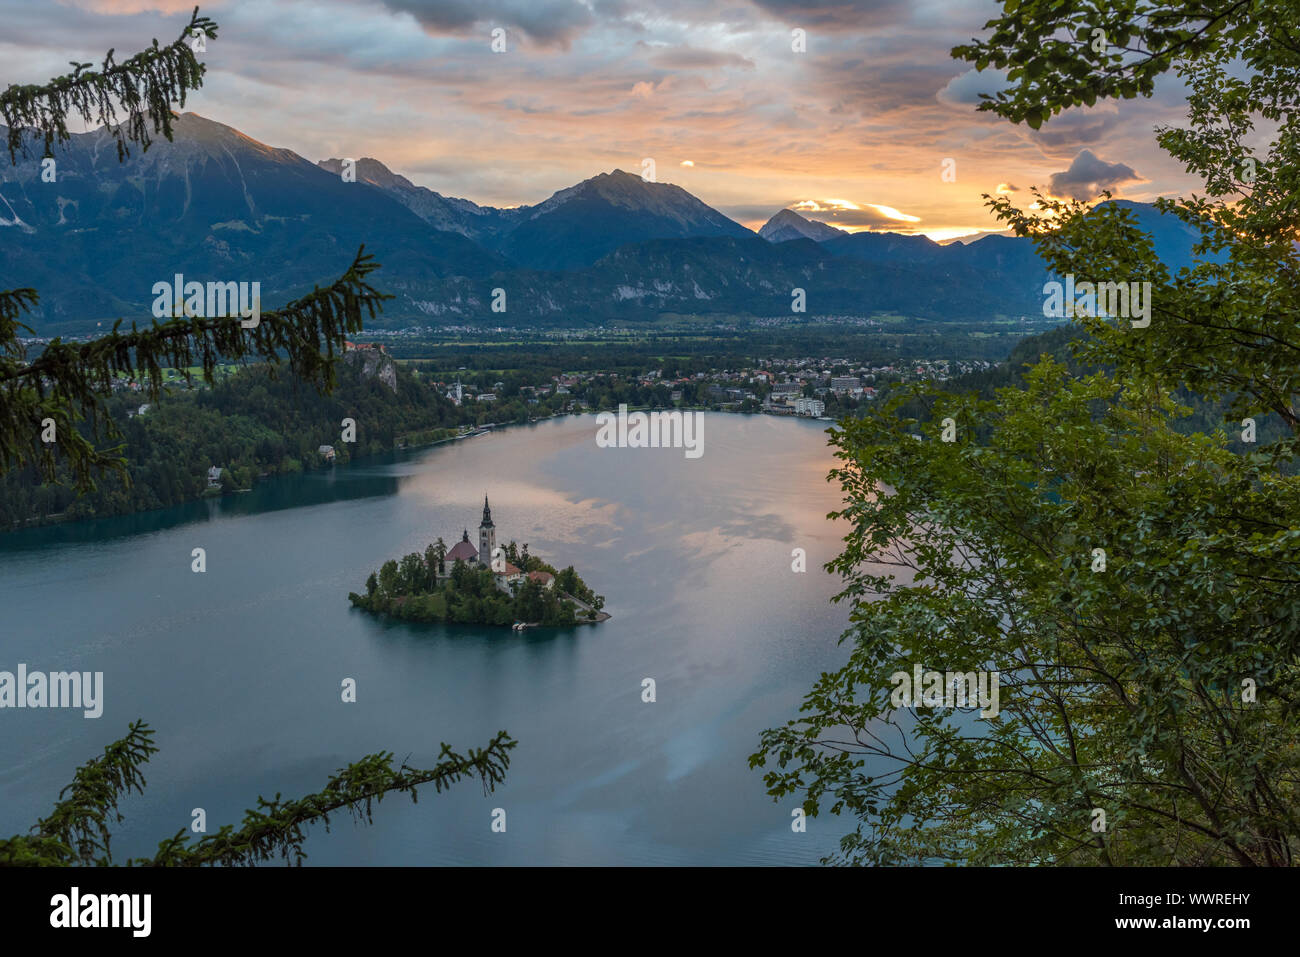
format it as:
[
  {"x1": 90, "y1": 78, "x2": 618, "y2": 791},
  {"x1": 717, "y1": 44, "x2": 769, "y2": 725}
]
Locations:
[
  {"x1": 0, "y1": 7, "x2": 513, "y2": 865},
  {"x1": 399, "y1": 552, "x2": 426, "y2": 594},
  {"x1": 753, "y1": 1, "x2": 1300, "y2": 866},
  {"x1": 426, "y1": 537, "x2": 447, "y2": 588},
  {"x1": 350, "y1": 543, "x2": 598, "y2": 628}
]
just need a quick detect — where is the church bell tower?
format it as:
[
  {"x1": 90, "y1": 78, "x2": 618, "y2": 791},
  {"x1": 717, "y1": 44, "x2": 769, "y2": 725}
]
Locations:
[{"x1": 478, "y1": 495, "x2": 496, "y2": 567}]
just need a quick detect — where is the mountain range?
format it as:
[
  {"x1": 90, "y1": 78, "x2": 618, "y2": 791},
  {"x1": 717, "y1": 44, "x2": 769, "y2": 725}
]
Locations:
[{"x1": 0, "y1": 113, "x2": 1207, "y2": 334}]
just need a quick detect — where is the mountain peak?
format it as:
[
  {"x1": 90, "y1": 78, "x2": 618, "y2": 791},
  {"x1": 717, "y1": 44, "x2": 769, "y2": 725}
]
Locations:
[
  {"x1": 318, "y1": 156, "x2": 411, "y2": 190},
  {"x1": 759, "y1": 208, "x2": 845, "y2": 242},
  {"x1": 168, "y1": 112, "x2": 281, "y2": 155}
]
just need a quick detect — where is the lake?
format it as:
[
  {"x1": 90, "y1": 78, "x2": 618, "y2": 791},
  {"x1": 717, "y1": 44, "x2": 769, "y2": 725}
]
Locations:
[{"x1": 0, "y1": 412, "x2": 857, "y2": 865}]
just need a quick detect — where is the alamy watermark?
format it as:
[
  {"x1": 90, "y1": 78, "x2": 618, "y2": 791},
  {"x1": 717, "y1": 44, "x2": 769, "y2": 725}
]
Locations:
[
  {"x1": 0, "y1": 664, "x2": 103, "y2": 718},
  {"x1": 890, "y1": 664, "x2": 1000, "y2": 718},
  {"x1": 50, "y1": 887, "x2": 150, "y2": 937},
  {"x1": 151, "y1": 274, "x2": 261, "y2": 327},
  {"x1": 1042, "y1": 274, "x2": 1151, "y2": 327},
  {"x1": 595, "y1": 403, "x2": 703, "y2": 459}
]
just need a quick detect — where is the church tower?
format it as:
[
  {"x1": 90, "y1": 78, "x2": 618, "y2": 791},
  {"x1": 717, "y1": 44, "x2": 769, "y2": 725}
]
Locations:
[{"x1": 478, "y1": 494, "x2": 496, "y2": 567}]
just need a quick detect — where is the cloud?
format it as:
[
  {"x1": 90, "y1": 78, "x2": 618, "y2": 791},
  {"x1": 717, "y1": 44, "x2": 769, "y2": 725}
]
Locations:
[
  {"x1": 1047, "y1": 149, "x2": 1143, "y2": 200},
  {"x1": 646, "y1": 46, "x2": 755, "y2": 70},
  {"x1": 789, "y1": 198, "x2": 921, "y2": 228},
  {"x1": 56, "y1": 0, "x2": 202, "y2": 12},
  {"x1": 375, "y1": 0, "x2": 598, "y2": 49},
  {"x1": 0, "y1": 0, "x2": 1198, "y2": 233},
  {"x1": 995, "y1": 182, "x2": 1018, "y2": 194},
  {"x1": 936, "y1": 68, "x2": 1012, "y2": 109},
  {"x1": 727, "y1": 199, "x2": 919, "y2": 230},
  {"x1": 748, "y1": 0, "x2": 914, "y2": 28},
  {"x1": 1019, "y1": 103, "x2": 1122, "y2": 149}
]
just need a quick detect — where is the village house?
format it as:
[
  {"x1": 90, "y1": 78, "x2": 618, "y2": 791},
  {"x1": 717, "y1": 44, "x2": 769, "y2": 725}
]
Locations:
[{"x1": 527, "y1": 571, "x2": 555, "y2": 590}]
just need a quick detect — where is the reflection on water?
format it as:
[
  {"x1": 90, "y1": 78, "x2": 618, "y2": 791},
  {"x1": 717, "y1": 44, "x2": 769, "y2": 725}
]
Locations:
[{"x1": 0, "y1": 413, "x2": 858, "y2": 865}]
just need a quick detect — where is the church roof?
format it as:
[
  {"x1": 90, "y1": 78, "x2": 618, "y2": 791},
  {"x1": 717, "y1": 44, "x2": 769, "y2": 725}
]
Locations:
[
  {"x1": 480, "y1": 495, "x2": 494, "y2": 528},
  {"x1": 447, "y1": 539, "x2": 479, "y2": 561}
]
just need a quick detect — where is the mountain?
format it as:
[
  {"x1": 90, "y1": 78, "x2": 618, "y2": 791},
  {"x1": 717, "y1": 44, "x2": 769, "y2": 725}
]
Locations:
[
  {"x1": 315, "y1": 156, "x2": 521, "y2": 244},
  {"x1": 0, "y1": 113, "x2": 1219, "y2": 332},
  {"x1": 390, "y1": 233, "x2": 1043, "y2": 324},
  {"x1": 759, "y1": 208, "x2": 846, "y2": 242},
  {"x1": 313, "y1": 162, "x2": 753, "y2": 271},
  {"x1": 493, "y1": 170, "x2": 753, "y2": 270},
  {"x1": 0, "y1": 113, "x2": 505, "y2": 332},
  {"x1": 821, "y1": 230, "x2": 946, "y2": 264}
]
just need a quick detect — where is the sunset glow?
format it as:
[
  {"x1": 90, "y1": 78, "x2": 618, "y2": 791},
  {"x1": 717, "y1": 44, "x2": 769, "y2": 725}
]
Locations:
[{"x1": 0, "y1": 0, "x2": 1196, "y2": 238}]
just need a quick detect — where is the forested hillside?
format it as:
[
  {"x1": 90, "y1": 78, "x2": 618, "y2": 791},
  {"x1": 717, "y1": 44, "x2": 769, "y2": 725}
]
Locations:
[
  {"x1": 915, "y1": 325, "x2": 1294, "y2": 458},
  {"x1": 0, "y1": 351, "x2": 463, "y2": 528}
]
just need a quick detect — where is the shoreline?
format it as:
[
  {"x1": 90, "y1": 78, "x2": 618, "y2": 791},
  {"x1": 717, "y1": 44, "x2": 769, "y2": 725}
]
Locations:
[{"x1": 5, "y1": 406, "x2": 834, "y2": 534}]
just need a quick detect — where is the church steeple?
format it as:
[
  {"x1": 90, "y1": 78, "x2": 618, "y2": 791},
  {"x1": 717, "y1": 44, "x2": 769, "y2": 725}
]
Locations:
[{"x1": 478, "y1": 495, "x2": 496, "y2": 567}]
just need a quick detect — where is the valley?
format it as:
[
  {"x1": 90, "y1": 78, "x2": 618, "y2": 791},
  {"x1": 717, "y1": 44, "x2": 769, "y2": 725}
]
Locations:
[{"x1": 0, "y1": 113, "x2": 1207, "y2": 335}]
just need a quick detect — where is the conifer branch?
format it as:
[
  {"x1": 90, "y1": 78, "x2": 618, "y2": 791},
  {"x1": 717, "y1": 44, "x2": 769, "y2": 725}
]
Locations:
[
  {"x1": 0, "y1": 247, "x2": 392, "y2": 491},
  {"x1": 0, "y1": 6, "x2": 217, "y2": 163},
  {"x1": 0, "y1": 720, "x2": 158, "y2": 866},
  {"x1": 144, "y1": 732, "x2": 517, "y2": 866},
  {"x1": 0, "y1": 723, "x2": 516, "y2": 866}
]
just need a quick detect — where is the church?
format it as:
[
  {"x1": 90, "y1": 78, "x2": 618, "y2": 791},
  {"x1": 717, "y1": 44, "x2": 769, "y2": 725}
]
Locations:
[{"x1": 441, "y1": 496, "x2": 524, "y2": 586}]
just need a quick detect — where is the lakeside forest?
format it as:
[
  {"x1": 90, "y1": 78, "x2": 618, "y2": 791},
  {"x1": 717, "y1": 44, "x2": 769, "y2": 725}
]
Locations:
[
  {"x1": 2, "y1": 322, "x2": 1282, "y2": 531},
  {"x1": 1, "y1": 323, "x2": 959, "y2": 529}
]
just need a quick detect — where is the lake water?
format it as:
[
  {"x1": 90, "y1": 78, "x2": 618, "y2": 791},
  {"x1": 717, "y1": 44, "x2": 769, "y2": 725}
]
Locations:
[{"x1": 0, "y1": 413, "x2": 857, "y2": 865}]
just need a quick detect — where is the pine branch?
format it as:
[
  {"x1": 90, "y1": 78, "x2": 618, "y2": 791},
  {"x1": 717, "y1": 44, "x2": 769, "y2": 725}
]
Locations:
[
  {"x1": 0, "y1": 720, "x2": 159, "y2": 866},
  {"x1": 1, "y1": 724, "x2": 516, "y2": 866},
  {"x1": 143, "y1": 731, "x2": 517, "y2": 866},
  {"x1": 0, "y1": 289, "x2": 39, "y2": 350},
  {"x1": 0, "y1": 247, "x2": 392, "y2": 491},
  {"x1": 0, "y1": 6, "x2": 217, "y2": 163}
]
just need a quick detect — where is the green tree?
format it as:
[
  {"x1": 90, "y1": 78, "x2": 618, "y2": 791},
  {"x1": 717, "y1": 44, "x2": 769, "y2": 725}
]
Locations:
[
  {"x1": 431, "y1": 540, "x2": 447, "y2": 587},
  {"x1": 378, "y1": 559, "x2": 400, "y2": 600},
  {"x1": 754, "y1": 0, "x2": 1300, "y2": 866},
  {"x1": 399, "y1": 552, "x2": 426, "y2": 595},
  {"x1": 450, "y1": 558, "x2": 473, "y2": 592},
  {"x1": 0, "y1": 8, "x2": 510, "y2": 865},
  {"x1": 555, "y1": 566, "x2": 579, "y2": 596}
]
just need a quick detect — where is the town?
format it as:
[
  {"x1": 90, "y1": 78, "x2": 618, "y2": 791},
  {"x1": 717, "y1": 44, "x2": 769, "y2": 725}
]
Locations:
[{"x1": 419, "y1": 351, "x2": 996, "y2": 422}]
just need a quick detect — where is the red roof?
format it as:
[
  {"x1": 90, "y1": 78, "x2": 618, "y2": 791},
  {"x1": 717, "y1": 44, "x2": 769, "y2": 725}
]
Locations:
[
  {"x1": 527, "y1": 571, "x2": 554, "y2": 583},
  {"x1": 446, "y1": 540, "x2": 478, "y2": 561}
]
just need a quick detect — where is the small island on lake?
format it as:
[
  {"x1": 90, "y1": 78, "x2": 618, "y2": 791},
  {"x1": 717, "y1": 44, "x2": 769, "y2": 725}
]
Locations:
[{"x1": 348, "y1": 496, "x2": 608, "y2": 628}]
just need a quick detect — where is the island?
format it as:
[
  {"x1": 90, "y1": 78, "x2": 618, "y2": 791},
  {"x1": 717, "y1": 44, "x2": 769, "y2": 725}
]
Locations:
[{"x1": 348, "y1": 496, "x2": 608, "y2": 628}]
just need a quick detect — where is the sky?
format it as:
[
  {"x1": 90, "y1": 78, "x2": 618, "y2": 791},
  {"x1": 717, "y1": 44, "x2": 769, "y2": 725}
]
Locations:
[{"x1": 0, "y1": 0, "x2": 1203, "y2": 241}]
